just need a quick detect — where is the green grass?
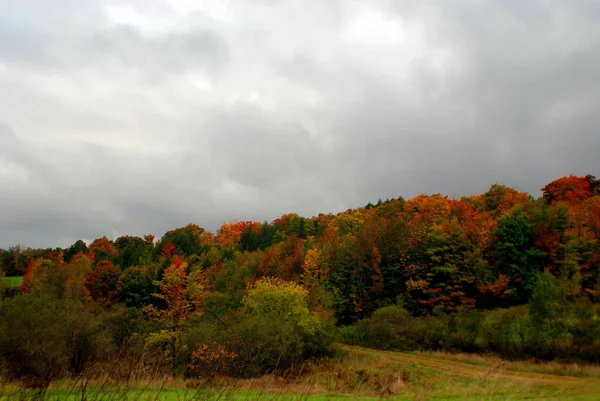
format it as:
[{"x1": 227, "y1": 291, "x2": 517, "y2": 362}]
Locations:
[
  {"x1": 341, "y1": 346, "x2": 600, "y2": 399},
  {"x1": 3, "y1": 276, "x2": 23, "y2": 287},
  {"x1": 0, "y1": 387, "x2": 376, "y2": 401},
  {"x1": 2, "y1": 345, "x2": 600, "y2": 400}
]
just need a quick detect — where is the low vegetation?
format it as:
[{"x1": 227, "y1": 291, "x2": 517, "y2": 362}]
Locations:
[
  {"x1": 341, "y1": 271, "x2": 600, "y2": 362},
  {"x1": 2, "y1": 345, "x2": 600, "y2": 400}
]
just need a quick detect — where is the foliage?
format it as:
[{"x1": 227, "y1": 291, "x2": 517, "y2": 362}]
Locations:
[
  {"x1": 492, "y1": 208, "x2": 543, "y2": 303},
  {"x1": 85, "y1": 260, "x2": 120, "y2": 307},
  {"x1": 180, "y1": 278, "x2": 335, "y2": 378},
  {"x1": 542, "y1": 175, "x2": 598, "y2": 204},
  {"x1": 117, "y1": 265, "x2": 157, "y2": 307},
  {"x1": 23, "y1": 254, "x2": 91, "y2": 302},
  {"x1": 0, "y1": 295, "x2": 105, "y2": 387},
  {"x1": 2, "y1": 173, "x2": 600, "y2": 387}
]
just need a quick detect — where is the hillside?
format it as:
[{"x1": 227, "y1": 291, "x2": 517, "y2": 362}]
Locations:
[
  {"x1": 1, "y1": 174, "x2": 600, "y2": 394},
  {"x1": 2, "y1": 174, "x2": 599, "y2": 319}
]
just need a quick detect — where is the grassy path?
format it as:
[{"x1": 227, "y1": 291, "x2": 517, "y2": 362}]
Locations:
[
  {"x1": 348, "y1": 345, "x2": 600, "y2": 385},
  {"x1": 342, "y1": 345, "x2": 600, "y2": 399}
]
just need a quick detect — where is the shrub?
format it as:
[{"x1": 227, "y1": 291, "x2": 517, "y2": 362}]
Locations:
[
  {"x1": 445, "y1": 310, "x2": 484, "y2": 352},
  {"x1": 339, "y1": 321, "x2": 368, "y2": 345},
  {"x1": 181, "y1": 278, "x2": 335, "y2": 378},
  {"x1": 0, "y1": 295, "x2": 106, "y2": 387},
  {"x1": 409, "y1": 315, "x2": 448, "y2": 350},
  {"x1": 200, "y1": 291, "x2": 241, "y2": 321},
  {"x1": 363, "y1": 305, "x2": 417, "y2": 350},
  {"x1": 479, "y1": 307, "x2": 528, "y2": 358}
]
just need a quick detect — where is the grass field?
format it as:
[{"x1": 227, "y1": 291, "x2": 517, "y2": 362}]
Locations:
[
  {"x1": 2, "y1": 345, "x2": 600, "y2": 400},
  {"x1": 2, "y1": 276, "x2": 23, "y2": 288}
]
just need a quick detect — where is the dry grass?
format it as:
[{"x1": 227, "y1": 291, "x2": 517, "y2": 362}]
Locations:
[{"x1": 3, "y1": 345, "x2": 600, "y2": 400}]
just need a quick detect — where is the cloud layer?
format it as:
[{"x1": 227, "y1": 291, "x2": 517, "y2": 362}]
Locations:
[{"x1": 1, "y1": 0, "x2": 599, "y2": 247}]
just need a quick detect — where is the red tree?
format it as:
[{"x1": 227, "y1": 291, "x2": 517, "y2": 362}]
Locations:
[
  {"x1": 85, "y1": 260, "x2": 120, "y2": 307},
  {"x1": 542, "y1": 175, "x2": 595, "y2": 204}
]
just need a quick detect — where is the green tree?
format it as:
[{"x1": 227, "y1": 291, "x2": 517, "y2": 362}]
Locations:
[
  {"x1": 493, "y1": 208, "x2": 543, "y2": 303},
  {"x1": 240, "y1": 278, "x2": 333, "y2": 370},
  {"x1": 527, "y1": 270, "x2": 572, "y2": 356},
  {"x1": 155, "y1": 224, "x2": 212, "y2": 258},
  {"x1": 63, "y1": 240, "x2": 88, "y2": 263},
  {"x1": 117, "y1": 265, "x2": 157, "y2": 307}
]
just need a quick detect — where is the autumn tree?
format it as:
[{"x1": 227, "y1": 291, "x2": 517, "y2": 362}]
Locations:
[
  {"x1": 144, "y1": 255, "x2": 193, "y2": 361},
  {"x1": 216, "y1": 221, "x2": 261, "y2": 250},
  {"x1": 150, "y1": 255, "x2": 191, "y2": 330},
  {"x1": 63, "y1": 240, "x2": 88, "y2": 263},
  {"x1": 483, "y1": 184, "x2": 530, "y2": 216},
  {"x1": 114, "y1": 235, "x2": 151, "y2": 269},
  {"x1": 542, "y1": 175, "x2": 597, "y2": 204},
  {"x1": 85, "y1": 260, "x2": 120, "y2": 307},
  {"x1": 22, "y1": 253, "x2": 91, "y2": 303},
  {"x1": 88, "y1": 237, "x2": 118, "y2": 264},
  {"x1": 155, "y1": 224, "x2": 213, "y2": 258}
]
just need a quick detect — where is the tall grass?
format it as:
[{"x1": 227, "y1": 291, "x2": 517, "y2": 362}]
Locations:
[{"x1": 3, "y1": 345, "x2": 600, "y2": 400}]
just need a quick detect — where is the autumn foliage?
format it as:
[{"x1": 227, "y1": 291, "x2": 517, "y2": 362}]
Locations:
[
  {"x1": 2, "y1": 173, "x2": 600, "y2": 382},
  {"x1": 6, "y1": 174, "x2": 599, "y2": 320},
  {"x1": 542, "y1": 174, "x2": 598, "y2": 204},
  {"x1": 0, "y1": 175, "x2": 600, "y2": 388}
]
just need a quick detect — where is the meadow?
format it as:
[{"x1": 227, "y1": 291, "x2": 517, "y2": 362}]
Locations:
[
  {"x1": 1, "y1": 277, "x2": 22, "y2": 288},
  {"x1": 2, "y1": 345, "x2": 600, "y2": 400}
]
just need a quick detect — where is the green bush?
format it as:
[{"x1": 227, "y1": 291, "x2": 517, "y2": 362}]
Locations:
[
  {"x1": 408, "y1": 315, "x2": 448, "y2": 350},
  {"x1": 0, "y1": 295, "x2": 106, "y2": 386},
  {"x1": 363, "y1": 305, "x2": 417, "y2": 350},
  {"x1": 445, "y1": 310, "x2": 484, "y2": 352},
  {"x1": 479, "y1": 307, "x2": 528, "y2": 358},
  {"x1": 339, "y1": 321, "x2": 368, "y2": 345},
  {"x1": 181, "y1": 278, "x2": 335, "y2": 378},
  {"x1": 201, "y1": 291, "x2": 241, "y2": 321}
]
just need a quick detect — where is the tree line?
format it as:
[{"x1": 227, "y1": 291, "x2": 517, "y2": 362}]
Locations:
[
  {"x1": 1, "y1": 174, "x2": 600, "y2": 385},
  {"x1": 3, "y1": 174, "x2": 599, "y2": 319}
]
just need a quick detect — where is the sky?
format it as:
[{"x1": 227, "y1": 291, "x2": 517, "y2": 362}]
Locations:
[{"x1": 1, "y1": 0, "x2": 599, "y2": 248}]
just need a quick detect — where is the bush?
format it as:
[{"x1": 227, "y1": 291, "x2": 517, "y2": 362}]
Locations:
[
  {"x1": 408, "y1": 315, "x2": 448, "y2": 350},
  {"x1": 339, "y1": 321, "x2": 368, "y2": 345},
  {"x1": 200, "y1": 291, "x2": 241, "y2": 321},
  {"x1": 363, "y1": 305, "x2": 417, "y2": 350},
  {"x1": 0, "y1": 295, "x2": 106, "y2": 387},
  {"x1": 181, "y1": 278, "x2": 335, "y2": 378},
  {"x1": 570, "y1": 300, "x2": 600, "y2": 360},
  {"x1": 445, "y1": 310, "x2": 484, "y2": 352},
  {"x1": 479, "y1": 307, "x2": 528, "y2": 358}
]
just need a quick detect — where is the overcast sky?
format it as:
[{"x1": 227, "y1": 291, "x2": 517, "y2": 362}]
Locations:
[{"x1": 1, "y1": 0, "x2": 599, "y2": 248}]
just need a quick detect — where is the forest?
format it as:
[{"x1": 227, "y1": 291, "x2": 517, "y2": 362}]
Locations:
[{"x1": 1, "y1": 174, "x2": 600, "y2": 397}]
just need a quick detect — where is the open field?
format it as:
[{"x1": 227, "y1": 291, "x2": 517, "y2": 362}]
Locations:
[
  {"x1": 2, "y1": 277, "x2": 23, "y2": 288},
  {"x1": 2, "y1": 345, "x2": 600, "y2": 400}
]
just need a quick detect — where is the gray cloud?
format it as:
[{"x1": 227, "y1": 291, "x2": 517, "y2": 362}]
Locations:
[{"x1": 0, "y1": 0, "x2": 599, "y2": 248}]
